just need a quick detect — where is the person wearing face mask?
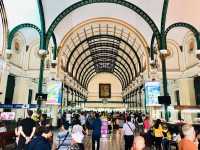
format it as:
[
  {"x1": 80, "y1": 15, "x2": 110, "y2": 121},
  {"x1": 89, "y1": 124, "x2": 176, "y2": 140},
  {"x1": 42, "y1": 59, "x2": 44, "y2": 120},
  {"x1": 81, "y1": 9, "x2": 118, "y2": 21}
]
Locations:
[
  {"x1": 28, "y1": 126, "x2": 52, "y2": 150},
  {"x1": 179, "y1": 124, "x2": 199, "y2": 150}
]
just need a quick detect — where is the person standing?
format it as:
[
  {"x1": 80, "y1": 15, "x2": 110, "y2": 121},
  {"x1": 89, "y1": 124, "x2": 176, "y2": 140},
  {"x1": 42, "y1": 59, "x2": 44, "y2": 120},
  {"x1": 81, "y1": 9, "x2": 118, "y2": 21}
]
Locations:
[
  {"x1": 153, "y1": 119, "x2": 163, "y2": 150},
  {"x1": 137, "y1": 114, "x2": 143, "y2": 134},
  {"x1": 66, "y1": 111, "x2": 72, "y2": 125},
  {"x1": 53, "y1": 122, "x2": 71, "y2": 150},
  {"x1": 143, "y1": 116, "x2": 151, "y2": 147},
  {"x1": 123, "y1": 116, "x2": 135, "y2": 150},
  {"x1": 80, "y1": 112, "x2": 86, "y2": 131},
  {"x1": 179, "y1": 124, "x2": 198, "y2": 150},
  {"x1": 143, "y1": 116, "x2": 151, "y2": 133},
  {"x1": 61, "y1": 112, "x2": 67, "y2": 124},
  {"x1": 28, "y1": 126, "x2": 52, "y2": 150},
  {"x1": 71, "y1": 118, "x2": 85, "y2": 150},
  {"x1": 15, "y1": 119, "x2": 22, "y2": 147},
  {"x1": 17, "y1": 110, "x2": 36, "y2": 150},
  {"x1": 91, "y1": 113, "x2": 102, "y2": 150}
]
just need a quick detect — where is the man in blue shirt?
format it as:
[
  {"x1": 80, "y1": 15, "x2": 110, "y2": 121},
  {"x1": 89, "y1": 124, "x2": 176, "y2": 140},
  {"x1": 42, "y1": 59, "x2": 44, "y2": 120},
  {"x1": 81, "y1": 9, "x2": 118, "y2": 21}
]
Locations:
[{"x1": 92, "y1": 113, "x2": 102, "y2": 150}]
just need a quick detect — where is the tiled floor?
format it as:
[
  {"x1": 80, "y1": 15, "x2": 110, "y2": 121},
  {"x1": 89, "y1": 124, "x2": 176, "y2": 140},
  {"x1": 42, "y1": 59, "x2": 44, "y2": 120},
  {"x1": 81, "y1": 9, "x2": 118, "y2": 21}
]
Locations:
[{"x1": 84, "y1": 130, "x2": 125, "y2": 150}]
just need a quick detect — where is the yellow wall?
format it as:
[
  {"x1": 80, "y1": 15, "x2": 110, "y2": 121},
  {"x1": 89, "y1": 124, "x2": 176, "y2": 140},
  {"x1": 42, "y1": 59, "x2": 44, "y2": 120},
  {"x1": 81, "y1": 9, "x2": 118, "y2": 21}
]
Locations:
[
  {"x1": 178, "y1": 78, "x2": 196, "y2": 105},
  {"x1": 87, "y1": 73, "x2": 122, "y2": 101}
]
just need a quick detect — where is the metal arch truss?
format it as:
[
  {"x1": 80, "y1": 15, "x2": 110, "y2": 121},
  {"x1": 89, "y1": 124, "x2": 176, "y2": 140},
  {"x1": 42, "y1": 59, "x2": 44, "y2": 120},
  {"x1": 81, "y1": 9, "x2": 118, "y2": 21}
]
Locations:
[
  {"x1": 66, "y1": 34, "x2": 142, "y2": 74},
  {"x1": 0, "y1": 0, "x2": 8, "y2": 51},
  {"x1": 82, "y1": 63, "x2": 127, "y2": 89},
  {"x1": 46, "y1": 0, "x2": 160, "y2": 47},
  {"x1": 76, "y1": 54, "x2": 132, "y2": 83},
  {"x1": 150, "y1": 22, "x2": 200, "y2": 54},
  {"x1": 7, "y1": 23, "x2": 58, "y2": 52},
  {"x1": 84, "y1": 69, "x2": 125, "y2": 90},
  {"x1": 164, "y1": 22, "x2": 200, "y2": 49},
  {"x1": 61, "y1": 25, "x2": 146, "y2": 89},
  {"x1": 8, "y1": 23, "x2": 42, "y2": 49},
  {"x1": 72, "y1": 44, "x2": 136, "y2": 80},
  {"x1": 78, "y1": 59, "x2": 130, "y2": 87},
  {"x1": 84, "y1": 68, "x2": 126, "y2": 89},
  {"x1": 79, "y1": 58, "x2": 131, "y2": 88},
  {"x1": 62, "y1": 34, "x2": 144, "y2": 89},
  {"x1": 52, "y1": 33, "x2": 58, "y2": 60}
]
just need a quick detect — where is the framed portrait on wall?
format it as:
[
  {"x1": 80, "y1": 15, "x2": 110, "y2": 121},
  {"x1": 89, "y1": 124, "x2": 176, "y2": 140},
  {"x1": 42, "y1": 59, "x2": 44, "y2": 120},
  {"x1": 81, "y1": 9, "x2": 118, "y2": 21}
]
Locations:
[{"x1": 99, "y1": 84, "x2": 111, "y2": 98}]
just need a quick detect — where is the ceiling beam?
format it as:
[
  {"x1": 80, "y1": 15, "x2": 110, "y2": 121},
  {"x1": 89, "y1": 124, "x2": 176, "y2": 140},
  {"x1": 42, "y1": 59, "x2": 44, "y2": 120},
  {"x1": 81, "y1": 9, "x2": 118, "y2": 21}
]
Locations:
[
  {"x1": 46, "y1": 0, "x2": 160, "y2": 47},
  {"x1": 66, "y1": 34, "x2": 141, "y2": 74}
]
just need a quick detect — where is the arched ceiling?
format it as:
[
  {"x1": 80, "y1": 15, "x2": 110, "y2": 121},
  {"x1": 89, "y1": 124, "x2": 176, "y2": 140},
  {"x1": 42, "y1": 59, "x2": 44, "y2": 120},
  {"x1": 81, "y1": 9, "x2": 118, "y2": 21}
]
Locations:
[
  {"x1": 0, "y1": 0, "x2": 8, "y2": 55},
  {"x1": 2, "y1": 0, "x2": 200, "y2": 48},
  {"x1": 1, "y1": 0, "x2": 200, "y2": 93},
  {"x1": 58, "y1": 18, "x2": 148, "y2": 90},
  {"x1": 0, "y1": 15, "x2": 3, "y2": 52},
  {"x1": 42, "y1": 0, "x2": 164, "y2": 30},
  {"x1": 53, "y1": 3, "x2": 154, "y2": 45}
]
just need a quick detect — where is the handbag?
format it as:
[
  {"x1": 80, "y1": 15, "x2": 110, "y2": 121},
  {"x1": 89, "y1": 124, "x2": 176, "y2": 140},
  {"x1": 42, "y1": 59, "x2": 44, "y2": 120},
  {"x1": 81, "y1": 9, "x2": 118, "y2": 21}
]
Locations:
[{"x1": 56, "y1": 132, "x2": 69, "y2": 150}]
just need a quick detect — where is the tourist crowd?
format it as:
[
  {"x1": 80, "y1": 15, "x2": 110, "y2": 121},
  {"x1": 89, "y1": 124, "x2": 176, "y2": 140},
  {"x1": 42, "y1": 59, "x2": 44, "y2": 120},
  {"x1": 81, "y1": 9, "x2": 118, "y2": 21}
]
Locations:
[{"x1": 0, "y1": 110, "x2": 199, "y2": 150}]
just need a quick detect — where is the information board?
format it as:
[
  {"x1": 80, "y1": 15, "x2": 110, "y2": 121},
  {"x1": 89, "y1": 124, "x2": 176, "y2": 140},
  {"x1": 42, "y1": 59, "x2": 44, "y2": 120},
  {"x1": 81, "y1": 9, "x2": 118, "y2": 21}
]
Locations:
[
  {"x1": 145, "y1": 81, "x2": 161, "y2": 106},
  {"x1": 0, "y1": 112, "x2": 15, "y2": 120},
  {"x1": 46, "y1": 81, "x2": 62, "y2": 105}
]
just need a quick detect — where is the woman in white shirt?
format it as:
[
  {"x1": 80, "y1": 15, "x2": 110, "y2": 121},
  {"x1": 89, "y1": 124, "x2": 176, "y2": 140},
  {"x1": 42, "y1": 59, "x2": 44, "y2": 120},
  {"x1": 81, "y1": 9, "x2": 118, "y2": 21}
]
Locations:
[
  {"x1": 123, "y1": 116, "x2": 135, "y2": 150},
  {"x1": 71, "y1": 118, "x2": 85, "y2": 150}
]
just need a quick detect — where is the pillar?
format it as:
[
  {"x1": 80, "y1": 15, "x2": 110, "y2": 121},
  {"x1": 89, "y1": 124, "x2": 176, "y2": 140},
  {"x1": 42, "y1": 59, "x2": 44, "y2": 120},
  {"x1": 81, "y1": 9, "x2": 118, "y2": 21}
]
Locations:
[{"x1": 66, "y1": 86, "x2": 69, "y2": 107}]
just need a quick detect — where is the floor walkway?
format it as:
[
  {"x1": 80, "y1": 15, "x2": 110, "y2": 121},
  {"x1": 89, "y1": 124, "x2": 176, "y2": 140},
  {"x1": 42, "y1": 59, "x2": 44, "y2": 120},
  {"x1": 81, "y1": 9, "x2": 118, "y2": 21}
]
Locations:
[{"x1": 84, "y1": 130, "x2": 124, "y2": 150}]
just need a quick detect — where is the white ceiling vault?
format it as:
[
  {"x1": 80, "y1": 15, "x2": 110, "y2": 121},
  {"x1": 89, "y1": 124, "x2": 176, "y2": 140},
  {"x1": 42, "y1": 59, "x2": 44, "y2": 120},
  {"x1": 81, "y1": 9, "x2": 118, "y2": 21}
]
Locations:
[
  {"x1": 2, "y1": 0, "x2": 200, "y2": 46},
  {"x1": 41, "y1": 0, "x2": 164, "y2": 31},
  {"x1": 1, "y1": 0, "x2": 200, "y2": 91},
  {"x1": 57, "y1": 18, "x2": 149, "y2": 89}
]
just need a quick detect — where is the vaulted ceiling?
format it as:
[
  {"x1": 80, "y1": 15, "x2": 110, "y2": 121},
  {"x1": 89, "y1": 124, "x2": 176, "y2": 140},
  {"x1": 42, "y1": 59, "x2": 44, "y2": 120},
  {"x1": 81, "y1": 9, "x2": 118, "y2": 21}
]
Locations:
[
  {"x1": 1, "y1": 0, "x2": 200, "y2": 91},
  {"x1": 3, "y1": 0, "x2": 200, "y2": 46}
]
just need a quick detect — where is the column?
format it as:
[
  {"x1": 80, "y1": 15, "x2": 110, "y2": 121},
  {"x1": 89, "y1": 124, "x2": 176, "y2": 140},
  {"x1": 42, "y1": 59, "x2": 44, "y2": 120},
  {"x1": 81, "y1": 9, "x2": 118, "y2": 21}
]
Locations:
[
  {"x1": 132, "y1": 91, "x2": 135, "y2": 111},
  {"x1": 160, "y1": 53, "x2": 169, "y2": 121},
  {"x1": 135, "y1": 90, "x2": 138, "y2": 112},
  {"x1": 125, "y1": 95, "x2": 128, "y2": 109},
  {"x1": 37, "y1": 55, "x2": 46, "y2": 107},
  {"x1": 130, "y1": 92, "x2": 132, "y2": 109},
  {"x1": 71, "y1": 89, "x2": 74, "y2": 103},
  {"x1": 139, "y1": 87, "x2": 142, "y2": 112},
  {"x1": 66, "y1": 86, "x2": 69, "y2": 107},
  {"x1": 74, "y1": 90, "x2": 77, "y2": 107}
]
